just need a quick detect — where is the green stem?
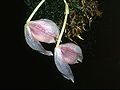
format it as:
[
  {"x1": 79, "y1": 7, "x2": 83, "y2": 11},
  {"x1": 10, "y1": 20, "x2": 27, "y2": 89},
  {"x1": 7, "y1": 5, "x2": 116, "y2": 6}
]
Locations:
[
  {"x1": 26, "y1": 0, "x2": 46, "y2": 23},
  {"x1": 56, "y1": 0, "x2": 69, "y2": 47}
]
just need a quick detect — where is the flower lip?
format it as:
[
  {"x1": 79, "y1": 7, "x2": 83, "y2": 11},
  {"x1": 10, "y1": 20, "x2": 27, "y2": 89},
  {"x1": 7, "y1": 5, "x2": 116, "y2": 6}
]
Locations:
[
  {"x1": 58, "y1": 43, "x2": 83, "y2": 64},
  {"x1": 60, "y1": 47, "x2": 79, "y2": 64}
]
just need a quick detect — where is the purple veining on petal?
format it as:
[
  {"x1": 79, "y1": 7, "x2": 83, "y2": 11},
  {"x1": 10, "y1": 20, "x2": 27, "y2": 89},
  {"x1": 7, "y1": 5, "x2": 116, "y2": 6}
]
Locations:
[
  {"x1": 29, "y1": 22, "x2": 56, "y2": 37},
  {"x1": 60, "y1": 47, "x2": 80, "y2": 64},
  {"x1": 27, "y1": 19, "x2": 59, "y2": 43},
  {"x1": 34, "y1": 19, "x2": 59, "y2": 36},
  {"x1": 28, "y1": 22, "x2": 45, "y2": 35},
  {"x1": 59, "y1": 43, "x2": 83, "y2": 64},
  {"x1": 29, "y1": 22, "x2": 54, "y2": 43}
]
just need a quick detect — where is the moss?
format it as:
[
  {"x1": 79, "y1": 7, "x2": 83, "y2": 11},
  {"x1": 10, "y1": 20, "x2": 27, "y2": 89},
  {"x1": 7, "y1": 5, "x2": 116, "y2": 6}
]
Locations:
[{"x1": 24, "y1": 0, "x2": 64, "y2": 24}]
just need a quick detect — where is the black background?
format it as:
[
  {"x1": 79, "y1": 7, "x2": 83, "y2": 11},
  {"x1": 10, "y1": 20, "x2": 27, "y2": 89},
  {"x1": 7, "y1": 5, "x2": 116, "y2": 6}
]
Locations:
[{"x1": 1, "y1": 0, "x2": 120, "y2": 89}]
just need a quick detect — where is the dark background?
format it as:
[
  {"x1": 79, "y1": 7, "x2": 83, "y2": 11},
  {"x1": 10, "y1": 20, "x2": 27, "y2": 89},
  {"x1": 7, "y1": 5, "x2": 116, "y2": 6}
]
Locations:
[{"x1": 1, "y1": 0, "x2": 120, "y2": 89}]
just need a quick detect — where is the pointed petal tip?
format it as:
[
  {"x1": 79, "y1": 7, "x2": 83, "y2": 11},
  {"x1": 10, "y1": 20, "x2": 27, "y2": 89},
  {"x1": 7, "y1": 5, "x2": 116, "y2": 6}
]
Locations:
[
  {"x1": 39, "y1": 51, "x2": 53, "y2": 56},
  {"x1": 45, "y1": 51, "x2": 53, "y2": 56},
  {"x1": 77, "y1": 59, "x2": 82, "y2": 63},
  {"x1": 77, "y1": 56, "x2": 83, "y2": 63},
  {"x1": 48, "y1": 52, "x2": 53, "y2": 56},
  {"x1": 62, "y1": 74, "x2": 74, "y2": 83},
  {"x1": 71, "y1": 78, "x2": 74, "y2": 83}
]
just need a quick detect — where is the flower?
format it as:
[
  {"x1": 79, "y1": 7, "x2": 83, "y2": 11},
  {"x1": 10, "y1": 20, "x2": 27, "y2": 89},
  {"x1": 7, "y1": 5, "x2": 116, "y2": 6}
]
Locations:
[
  {"x1": 54, "y1": 43, "x2": 83, "y2": 82},
  {"x1": 24, "y1": 19, "x2": 59, "y2": 56}
]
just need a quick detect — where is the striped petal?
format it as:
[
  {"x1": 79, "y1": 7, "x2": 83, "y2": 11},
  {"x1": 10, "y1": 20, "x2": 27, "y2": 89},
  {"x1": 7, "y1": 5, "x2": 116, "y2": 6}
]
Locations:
[
  {"x1": 24, "y1": 24, "x2": 53, "y2": 56},
  {"x1": 59, "y1": 43, "x2": 83, "y2": 64},
  {"x1": 28, "y1": 19, "x2": 59, "y2": 43},
  {"x1": 54, "y1": 47, "x2": 74, "y2": 82}
]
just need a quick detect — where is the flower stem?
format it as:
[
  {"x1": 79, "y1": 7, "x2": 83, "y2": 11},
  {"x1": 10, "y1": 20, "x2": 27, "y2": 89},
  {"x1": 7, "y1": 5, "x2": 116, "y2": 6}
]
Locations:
[
  {"x1": 56, "y1": 0, "x2": 69, "y2": 47},
  {"x1": 26, "y1": 0, "x2": 46, "y2": 23}
]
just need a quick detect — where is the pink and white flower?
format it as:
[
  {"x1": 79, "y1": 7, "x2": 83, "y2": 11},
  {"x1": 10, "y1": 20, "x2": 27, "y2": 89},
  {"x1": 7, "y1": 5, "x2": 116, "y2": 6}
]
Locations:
[
  {"x1": 24, "y1": 19, "x2": 59, "y2": 56},
  {"x1": 54, "y1": 43, "x2": 83, "y2": 82}
]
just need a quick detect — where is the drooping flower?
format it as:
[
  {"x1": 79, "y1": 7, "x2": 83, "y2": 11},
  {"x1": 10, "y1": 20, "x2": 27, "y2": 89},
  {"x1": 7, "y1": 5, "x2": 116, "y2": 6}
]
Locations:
[
  {"x1": 24, "y1": 19, "x2": 59, "y2": 56},
  {"x1": 54, "y1": 43, "x2": 83, "y2": 82}
]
